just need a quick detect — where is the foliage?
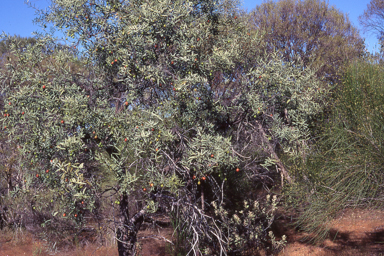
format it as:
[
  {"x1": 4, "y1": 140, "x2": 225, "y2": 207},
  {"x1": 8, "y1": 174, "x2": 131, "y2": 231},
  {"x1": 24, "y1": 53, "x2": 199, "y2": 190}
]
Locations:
[
  {"x1": 0, "y1": 0, "x2": 328, "y2": 254},
  {"x1": 359, "y1": 0, "x2": 384, "y2": 49},
  {"x1": 248, "y1": 0, "x2": 365, "y2": 85},
  {"x1": 212, "y1": 195, "x2": 287, "y2": 255},
  {"x1": 0, "y1": 35, "x2": 38, "y2": 57},
  {"x1": 285, "y1": 57, "x2": 384, "y2": 243}
]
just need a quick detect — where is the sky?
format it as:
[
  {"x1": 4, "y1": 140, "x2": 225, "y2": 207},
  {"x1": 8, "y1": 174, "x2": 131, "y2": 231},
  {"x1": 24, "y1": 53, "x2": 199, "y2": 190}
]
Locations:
[{"x1": 0, "y1": 0, "x2": 380, "y2": 53}]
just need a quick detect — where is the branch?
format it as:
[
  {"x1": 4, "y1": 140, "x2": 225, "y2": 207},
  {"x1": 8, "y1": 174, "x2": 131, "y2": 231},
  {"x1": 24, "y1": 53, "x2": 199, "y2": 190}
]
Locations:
[
  {"x1": 254, "y1": 121, "x2": 292, "y2": 184},
  {"x1": 138, "y1": 234, "x2": 174, "y2": 245}
]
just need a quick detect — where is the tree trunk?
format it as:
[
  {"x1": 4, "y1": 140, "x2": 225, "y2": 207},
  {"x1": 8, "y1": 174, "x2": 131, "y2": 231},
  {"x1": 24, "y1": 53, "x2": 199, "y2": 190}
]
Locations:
[
  {"x1": 201, "y1": 184, "x2": 204, "y2": 212},
  {"x1": 256, "y1": 121, "x2": 292, "y2": 184},
  {"x1": 117, "y1": 193, "x2": 146, "y2": 256}
]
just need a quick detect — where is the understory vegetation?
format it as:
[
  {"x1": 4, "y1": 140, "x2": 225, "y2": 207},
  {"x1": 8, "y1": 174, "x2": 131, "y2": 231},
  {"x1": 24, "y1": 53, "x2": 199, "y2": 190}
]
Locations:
[{"x1": 284, "y1": 57, "x2": 384, "y2": 243}]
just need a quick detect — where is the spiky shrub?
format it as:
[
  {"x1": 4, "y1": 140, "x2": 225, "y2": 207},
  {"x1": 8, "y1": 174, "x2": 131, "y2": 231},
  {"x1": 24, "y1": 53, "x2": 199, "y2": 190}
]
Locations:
[
  {"x1": 286, "y1": 57, "x2": 384, "y2": 243},
  {"x1": 1, "y1": 0, "x2": 326, "y2": 255}
]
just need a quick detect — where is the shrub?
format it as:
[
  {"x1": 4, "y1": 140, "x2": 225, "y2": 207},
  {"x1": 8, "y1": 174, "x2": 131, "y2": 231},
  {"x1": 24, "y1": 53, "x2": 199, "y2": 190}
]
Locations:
[{"x1": 286, "y1": 57, "x2": 384, "y2": 243}]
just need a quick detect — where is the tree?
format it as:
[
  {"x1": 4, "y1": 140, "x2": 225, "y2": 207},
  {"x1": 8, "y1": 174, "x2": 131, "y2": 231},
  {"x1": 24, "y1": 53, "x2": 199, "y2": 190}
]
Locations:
[
  {"x1": 1, "y1": 0, "x2": 327, "y2": 255},
  {"x1": 248, "y1": 0, "x2": 365, "y2": 84},
  {"x1": 359, "y1": 0, "x2": 384, "y2": 52}
]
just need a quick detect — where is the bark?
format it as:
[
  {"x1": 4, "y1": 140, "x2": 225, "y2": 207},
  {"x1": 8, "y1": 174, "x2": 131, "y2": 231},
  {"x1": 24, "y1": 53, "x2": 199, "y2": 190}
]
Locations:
[
  {"x1": 256, "y1": 121, "x2": 292, "y2": 184},
  {"x1": 117, "y1": 193, "x2": 146, "y2": 256},
  {"x1": 201, "y1": 185, "x2": 204, "y2": 212}
]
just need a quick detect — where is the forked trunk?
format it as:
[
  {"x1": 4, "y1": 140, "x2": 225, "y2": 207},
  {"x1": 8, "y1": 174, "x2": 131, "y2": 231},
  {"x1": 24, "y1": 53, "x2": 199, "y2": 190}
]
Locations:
[{"x1": 116, "y1": 193, "x2": 146, "y2": 256}]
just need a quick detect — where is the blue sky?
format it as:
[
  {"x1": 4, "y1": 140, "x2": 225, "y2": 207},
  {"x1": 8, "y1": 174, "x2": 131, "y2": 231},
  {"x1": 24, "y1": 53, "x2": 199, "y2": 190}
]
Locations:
[{"x1": 0, "y1": 0, "x2": 380, "y2": 53}]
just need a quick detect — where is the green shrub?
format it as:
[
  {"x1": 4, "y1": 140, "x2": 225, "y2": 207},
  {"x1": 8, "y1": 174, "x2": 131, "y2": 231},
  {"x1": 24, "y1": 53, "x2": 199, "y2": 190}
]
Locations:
[{"x1": 287, "y1": 58, "x2": 384, "y2": 243}]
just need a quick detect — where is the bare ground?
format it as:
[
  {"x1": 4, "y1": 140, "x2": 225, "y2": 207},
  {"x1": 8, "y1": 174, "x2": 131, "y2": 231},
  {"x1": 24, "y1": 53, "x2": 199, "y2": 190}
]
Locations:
[{"x1": 1, "y1": 208, "x2": 383, "y2": 256}]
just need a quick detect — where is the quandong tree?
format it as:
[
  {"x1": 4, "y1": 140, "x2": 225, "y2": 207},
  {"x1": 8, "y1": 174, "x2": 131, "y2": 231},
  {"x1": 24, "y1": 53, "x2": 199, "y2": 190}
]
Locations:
[{"x1": 1, "y1": 0, "x2": 328, "y2": 255}]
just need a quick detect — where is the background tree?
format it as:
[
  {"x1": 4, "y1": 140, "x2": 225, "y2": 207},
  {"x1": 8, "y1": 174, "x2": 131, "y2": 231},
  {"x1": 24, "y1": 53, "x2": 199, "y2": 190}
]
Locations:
[
  {"x1": 1, "y1": 0, "x2": 327, "y2": 255},
  {"x1": 359, "y1": 0, "x2": 384, "y2": 53},
  {"x1": 248, "y1": 0, "x2": 365, "y2": 85}
]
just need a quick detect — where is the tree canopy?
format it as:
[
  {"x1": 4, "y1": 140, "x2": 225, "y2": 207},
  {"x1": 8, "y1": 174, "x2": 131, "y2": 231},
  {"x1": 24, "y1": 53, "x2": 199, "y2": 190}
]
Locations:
[
  {"x1": 359, "y1": 0, "x2": 384, "y2": 51},
  {"x1": 248, "y1": 0, "x2": 365, "y2": 84},
  {"x1": 0, "y1": 0, "x2": 329, "y2": 255}
]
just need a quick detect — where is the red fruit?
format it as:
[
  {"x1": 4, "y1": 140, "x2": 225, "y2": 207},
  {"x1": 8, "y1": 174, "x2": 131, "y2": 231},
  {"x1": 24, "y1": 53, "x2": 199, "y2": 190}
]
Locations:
[
  {"x1": 22, "y1": 112, "x2": 25, "y2": 115},
  {"x1": 81, "y1": 201, "x2": 84, "y2": 204},
  {"x1": 42, "y1": 85, "x2": 46, "y2": 89},
  {"x1": 259, "y1": 76, "x2": 262, "y2": 79},
  {"x1": 46, "y1": 170, "x2": 49, "y2": 173},
  {"x1": 115, "y1": 59, "x2": 117, "y2": 62},
  {"x1": 236, "y1": 168, "x2": 240, "y2": 172},
  {"x1": 8, "y1": 102, "x2": 11, "y2": 105},
  {"x1": 173, "y1": 87, "x2": 176, "y2": 91},
  {"x1": 202, "y1": 176, "x2": 206, "y2": 181},
  {"x1": 143, "y1": 188, "x2": 147, "y2": 192},
  {"x1": 63, "y1": 213, "x2": 66, "y2": 217},
  {"x1": 150, "y1": 183, "x2": 154, "y2": 187},
  {"x1": 125, "y1": 101, "x2": 128, "y2": 106},
  {"x1": 124, "y1": 138, "x2": 128, "y2": 142},
  {"x1": 156, "y1": 148, "x2": 159, "y2": 152},
  {"x1": 3, "y1": 114, "x2": 6, "y2": 117},
  {"x1": 192, "y1": 175, "x2": 196, "y2": 179},
  {"x1": 36, "y1": 174, "x2": 39, "y2": 178},
  {"x1": 210, "y1": 154, "x2": 214, "y2": 158},
  {"x1": 234, "y1": 16, "x2": 237, "y2": 19},
  {"x1": 171, "y1": 61, "x2": 174, "y2": 64},
  {"x1": 151, "y1": 128, "x2": 155, "y2": 131},
  {"x1": 197, "y1": 38, "x2": 200, "y2": 41},
  {"x1": 74, "y1": 214, "x2": 78, "y2": 217},
  {"x1": 61, "y1": 120, "x2": 64, "y2": 124},
  {"x1": 6, "y1": 113, "x2": 9, "y2": 117}
]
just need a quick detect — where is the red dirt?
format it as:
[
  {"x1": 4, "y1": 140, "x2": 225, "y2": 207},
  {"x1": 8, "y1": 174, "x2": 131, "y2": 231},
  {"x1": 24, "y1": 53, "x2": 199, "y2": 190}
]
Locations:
[
  {"x1": 1, "y1": 208, "x2": 383, "y2": 255},
  {"x1": 278, "y1": 208, "x2": 384, "y2": 256}
]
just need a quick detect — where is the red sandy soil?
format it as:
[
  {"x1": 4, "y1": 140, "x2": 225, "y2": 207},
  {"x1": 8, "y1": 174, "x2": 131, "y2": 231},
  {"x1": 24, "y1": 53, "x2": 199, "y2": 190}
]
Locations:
[
  {"x1": 278, "y1": 208, "x2": 384, "y2": 256},
  {"x1": 1, "y1": 208, "x2": 383, "y2": 256}
]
